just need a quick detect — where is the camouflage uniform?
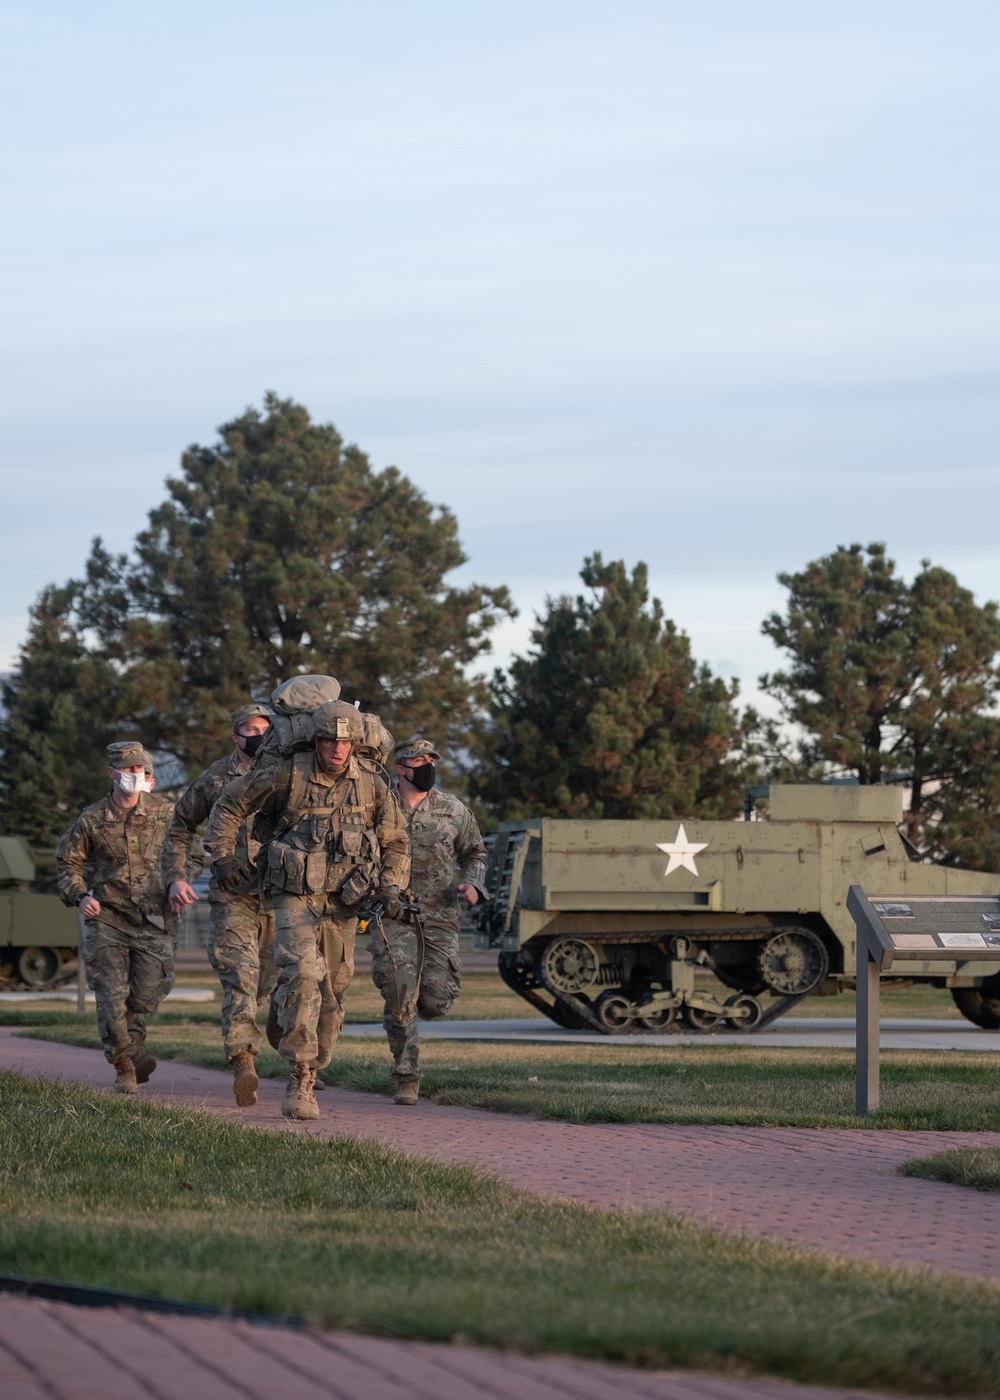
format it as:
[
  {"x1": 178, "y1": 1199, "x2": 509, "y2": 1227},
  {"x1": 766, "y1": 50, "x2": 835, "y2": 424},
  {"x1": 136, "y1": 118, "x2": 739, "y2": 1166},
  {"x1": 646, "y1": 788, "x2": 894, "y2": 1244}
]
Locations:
[
  {"x1": 162, "y1": 749, "x2": 276, "y2": 1058},
  {"x1": 370, "y1": 771, "x2": 488, "y2": 1083},
  {"x1": 56, "y1": 746, "x2": 179, "y2": 1068},
  {"x1": 206, "y1": 746, "x2": 409, "y2": 1070}
]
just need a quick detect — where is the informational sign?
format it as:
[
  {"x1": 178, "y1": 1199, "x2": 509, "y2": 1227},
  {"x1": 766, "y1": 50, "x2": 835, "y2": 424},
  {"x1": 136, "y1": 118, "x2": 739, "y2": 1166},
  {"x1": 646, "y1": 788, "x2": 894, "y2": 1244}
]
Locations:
[{"x1": 847, "y1": 886, "x2": 1000, "y2": 1115}]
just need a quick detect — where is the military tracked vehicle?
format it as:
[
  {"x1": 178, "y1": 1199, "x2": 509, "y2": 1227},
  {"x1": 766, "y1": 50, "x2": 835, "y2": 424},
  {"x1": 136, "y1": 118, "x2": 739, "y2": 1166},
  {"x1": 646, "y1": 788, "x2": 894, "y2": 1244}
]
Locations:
[
  {"x1": 0, "y1": 836, "x2": 79, "y2": 987},
  {"x1": 478, "y1": 785, "x2": 1000, "y2": 1033}
]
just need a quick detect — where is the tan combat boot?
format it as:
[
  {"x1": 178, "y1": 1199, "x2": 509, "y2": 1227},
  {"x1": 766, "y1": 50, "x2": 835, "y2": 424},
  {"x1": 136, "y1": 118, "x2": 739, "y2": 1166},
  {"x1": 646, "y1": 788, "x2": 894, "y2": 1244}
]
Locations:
[
  {"x1": 230, "y1": 1049, "x2": 259, "y2": 1107},
  {"x1": 282, "y1": 1063, "x2": 319, "y2": 1120},
  {"x1": 114, "y1": 1057, "x2": 138, "y2": 1095},
  {"x1": 131, "y1": 1036, "x2": 157, "y2": 1084},
  {"x1": 394, "y1": 1077, "x2": 419, "y2": 1106}
]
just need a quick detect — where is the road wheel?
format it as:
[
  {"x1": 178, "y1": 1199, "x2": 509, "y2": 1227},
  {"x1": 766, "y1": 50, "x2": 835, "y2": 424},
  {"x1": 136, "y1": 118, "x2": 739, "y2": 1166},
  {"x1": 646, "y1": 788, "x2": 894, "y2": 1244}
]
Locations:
[
  {"x1": 683, "y1": 1004, "x2": 722, "y2": 1031},
  {"x1": 952, "y1": 987, "x2": 1000, "y2": 1030},
  {"x1": 724, "y1": 993, "x2": 764, "y2": 1030},
  {"x1": 635, "y1": 1005, "x2": 677, "y2": 1030},
  {"x1": 17, "y1": 946, "x2": 60, "y2": 987},
  {"x1": 594, "y1": 991, "x2": 635, "y2": 1031}
]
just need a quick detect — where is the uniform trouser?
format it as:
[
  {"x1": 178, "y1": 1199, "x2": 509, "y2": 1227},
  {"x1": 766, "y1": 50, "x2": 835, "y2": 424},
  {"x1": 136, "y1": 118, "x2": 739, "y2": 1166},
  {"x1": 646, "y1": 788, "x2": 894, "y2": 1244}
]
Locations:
[
  {"x1": 368, "y1": 920, "x2": 461, "y2": 1081},
  {"x1": 271, "y1": 892, "x2": 356, "y2": 1069},
  {"x1": 206, "y1": 892, "x2": 277, "y2": 1058},
  {"x1": 82, "y1": 918, "x2": 176, "y2": 1065}
]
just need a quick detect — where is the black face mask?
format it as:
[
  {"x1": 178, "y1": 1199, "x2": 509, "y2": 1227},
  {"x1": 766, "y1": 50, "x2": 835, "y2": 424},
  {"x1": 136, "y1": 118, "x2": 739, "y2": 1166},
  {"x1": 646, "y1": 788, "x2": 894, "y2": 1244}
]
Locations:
[
  {"x1": 237, "y1": 731, "x2": 267, "y2": 759},
  {"x1": 404, "y1": 763, "x2": 436, "y2": 792}
]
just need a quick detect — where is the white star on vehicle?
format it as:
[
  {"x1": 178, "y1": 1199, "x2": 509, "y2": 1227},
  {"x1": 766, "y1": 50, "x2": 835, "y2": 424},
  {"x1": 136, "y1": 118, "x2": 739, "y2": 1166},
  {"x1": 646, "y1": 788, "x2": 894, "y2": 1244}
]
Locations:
[{"x1": 656, "y1": 823, "x2": 709, "y2": 877}]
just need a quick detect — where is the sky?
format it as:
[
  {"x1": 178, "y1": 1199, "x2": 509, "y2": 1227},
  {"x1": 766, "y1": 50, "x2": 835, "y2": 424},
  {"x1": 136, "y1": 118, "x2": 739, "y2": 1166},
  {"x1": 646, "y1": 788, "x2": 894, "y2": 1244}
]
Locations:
[{"x1": 1, "y1": 0, "x2": 998, "y2": 716}]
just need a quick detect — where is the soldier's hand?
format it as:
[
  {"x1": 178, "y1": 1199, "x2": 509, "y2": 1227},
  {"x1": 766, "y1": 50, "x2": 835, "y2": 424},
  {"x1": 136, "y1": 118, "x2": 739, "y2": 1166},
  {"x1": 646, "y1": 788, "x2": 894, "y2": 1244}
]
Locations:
[
  {"x1": 457, "y1": 882, "x2": 479, "y2": 907},
  {"x1": 214, "y1": 859, "x2": 246, "y2": 893},
  {"x1": 79, "y1": 895, "x2": 100, "y2": 919},
  {"x1": 378, "y1": 887, "x2": 403, "y2": 920},
  {"x1": 168, "y1": 880, "x2": 199, "y2": 914}
]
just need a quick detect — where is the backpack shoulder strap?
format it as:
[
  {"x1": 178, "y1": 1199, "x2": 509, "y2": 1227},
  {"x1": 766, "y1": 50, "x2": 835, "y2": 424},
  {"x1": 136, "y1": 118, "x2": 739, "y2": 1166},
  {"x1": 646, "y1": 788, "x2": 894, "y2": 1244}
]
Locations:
[
  {"x1": 271, "y1": 751, "x2": 314, "y2": 841},
  {"x1": 352, "y1": 763, "x2": 378, "y2": 818}
]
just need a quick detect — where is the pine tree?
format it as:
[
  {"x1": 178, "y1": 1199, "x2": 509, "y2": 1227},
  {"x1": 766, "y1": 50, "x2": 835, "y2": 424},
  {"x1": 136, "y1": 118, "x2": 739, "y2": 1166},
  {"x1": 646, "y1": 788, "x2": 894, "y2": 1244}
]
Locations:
[
  {"x1": 760, "y1": 542, "x2": 1000, "y2": 866},
  {"x1": 475, "y1": 555, "x2": 748, "y2": 820},
  {"x1": 0, "y1": 395, "x2": 514, "y2": 819},
  {"x1": 0, "y1": 587, "x2": 128, "y2": 844}
]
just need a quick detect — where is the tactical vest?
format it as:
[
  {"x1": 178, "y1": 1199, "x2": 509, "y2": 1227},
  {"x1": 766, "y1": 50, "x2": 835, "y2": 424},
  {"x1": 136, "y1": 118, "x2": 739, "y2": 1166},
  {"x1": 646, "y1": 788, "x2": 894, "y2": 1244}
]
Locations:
[{"x1": 264, "y1": 751, "x2": 381, "y2": 904}]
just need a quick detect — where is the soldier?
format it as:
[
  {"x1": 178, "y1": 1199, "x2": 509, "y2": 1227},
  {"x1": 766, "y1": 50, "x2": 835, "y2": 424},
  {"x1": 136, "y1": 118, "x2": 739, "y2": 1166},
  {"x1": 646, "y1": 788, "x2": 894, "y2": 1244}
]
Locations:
[
  {"x1": 56, "y1": 741, "x2": 180, "y2": 1094},
  {"x1": 206, "y1": 699, "x2": 409, "y2": 1120},
  {"x1": 162, "y1": 702, "x2": 275, "y2": 1107},
  {"x1": 370, "y1": 737, "x2": 488, "y2": 1105}
]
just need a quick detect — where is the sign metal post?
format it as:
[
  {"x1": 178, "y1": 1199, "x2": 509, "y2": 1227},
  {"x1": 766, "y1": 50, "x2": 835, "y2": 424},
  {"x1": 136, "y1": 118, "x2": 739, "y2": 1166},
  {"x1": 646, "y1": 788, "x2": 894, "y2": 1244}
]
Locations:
[{"x1": 854, "y1": 935, "x2": 880, "y2": 1115}]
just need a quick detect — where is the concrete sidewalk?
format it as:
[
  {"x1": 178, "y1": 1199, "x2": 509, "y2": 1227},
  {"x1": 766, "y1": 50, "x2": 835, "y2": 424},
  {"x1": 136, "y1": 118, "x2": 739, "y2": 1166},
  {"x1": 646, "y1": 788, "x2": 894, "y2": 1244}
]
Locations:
[
  {"x1": 3, "y1": 1027, "x2": 1000, "y2": 1280},
  {"x1": 0, "y1": 1295, "x2": 905, "y2": 1400}
]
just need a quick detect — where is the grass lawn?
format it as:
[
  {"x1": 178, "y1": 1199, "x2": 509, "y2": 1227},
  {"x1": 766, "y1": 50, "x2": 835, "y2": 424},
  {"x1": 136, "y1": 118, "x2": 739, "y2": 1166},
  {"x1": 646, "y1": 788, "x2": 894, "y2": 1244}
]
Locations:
[
  {"x1": 2, "y1": 1069, "x2": 1000, "y2": 1395},
  {"x1": 18, "y1": 1010, "x2": 1000, "y2": 1130},
  {"x1": 899, "y1": 1148, "x2": 1000, "y2": 1194}
]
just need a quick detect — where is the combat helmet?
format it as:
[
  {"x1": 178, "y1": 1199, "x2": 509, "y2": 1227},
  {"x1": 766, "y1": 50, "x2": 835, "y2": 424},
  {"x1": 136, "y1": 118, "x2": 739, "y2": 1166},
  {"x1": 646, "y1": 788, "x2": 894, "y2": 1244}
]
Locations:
[
  {"x1": 312, "y1": 700, "x2": 365, "y2": 744},
  {"x1": 311, "y1": 701, "x2": 395, "y2": 785}
]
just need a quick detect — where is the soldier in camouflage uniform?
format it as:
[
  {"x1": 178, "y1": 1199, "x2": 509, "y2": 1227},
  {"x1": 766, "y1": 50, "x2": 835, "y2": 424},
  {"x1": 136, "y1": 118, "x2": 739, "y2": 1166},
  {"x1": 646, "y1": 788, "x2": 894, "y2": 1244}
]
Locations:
[
  {"x1": 162, "y1": 702, "x2": 276, "y2": 1107},
  {"x1": 56, "y1": 741, "x2": 181, "y2": 1094},
  {"x1": 206, "y1": 700, "x2": 409, "y2": 1120},
  {"x1": 370, "y1": 737, "x2": 488, "y2": 1105}
]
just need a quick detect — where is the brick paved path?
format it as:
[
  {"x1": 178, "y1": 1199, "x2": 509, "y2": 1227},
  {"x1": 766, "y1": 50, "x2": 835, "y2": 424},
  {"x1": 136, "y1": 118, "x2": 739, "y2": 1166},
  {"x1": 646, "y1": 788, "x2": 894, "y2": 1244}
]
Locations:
[
  {"x1": 4, "y1": 1027, "x2": 1000, "y2": 1280},
  {"x1": 0, "y1": 1295, "x2": 919, "y2": 1400}
]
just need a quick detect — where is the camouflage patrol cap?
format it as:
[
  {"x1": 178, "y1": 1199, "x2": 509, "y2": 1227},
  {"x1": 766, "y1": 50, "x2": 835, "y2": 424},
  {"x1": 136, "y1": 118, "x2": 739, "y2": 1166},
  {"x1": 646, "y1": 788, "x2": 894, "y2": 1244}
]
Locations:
[
  {"x1": 394, "y1": 736, "x2": 441, "y2": 763},
  {"x1": 230, "y1": 702, "x2": 272, "y2": 730},
  {"x1": 312, "y1": 699, "x2": 364, "y2": 743},
  {"x1": 141, "y1": 749, "x2": 155, "y2": 775},
  {"x1": 106, "y1": 740, "x2": 146, "y2": 769},
  {"x1": 270, "y1": 674, "x2": 341, "y2": 716}
]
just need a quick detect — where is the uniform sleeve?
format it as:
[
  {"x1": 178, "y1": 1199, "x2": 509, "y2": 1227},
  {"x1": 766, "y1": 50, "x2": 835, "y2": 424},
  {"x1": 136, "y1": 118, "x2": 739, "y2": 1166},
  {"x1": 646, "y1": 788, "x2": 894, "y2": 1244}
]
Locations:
[
  {"x1": 55, "y1": 815, "x2": 90, "y2": 907},
  {"x1": 454, "y1": 803, "x2": 490, "y2": 901},
  {"x1": 374, "y1": 786, "x2": 411, "y2": 892},
  {"x1": 204, "y1": 766, "x2": 289, "y2": 867},
  {"x1": 161, "y1": 774, "x2": 213, "y2": 886}
]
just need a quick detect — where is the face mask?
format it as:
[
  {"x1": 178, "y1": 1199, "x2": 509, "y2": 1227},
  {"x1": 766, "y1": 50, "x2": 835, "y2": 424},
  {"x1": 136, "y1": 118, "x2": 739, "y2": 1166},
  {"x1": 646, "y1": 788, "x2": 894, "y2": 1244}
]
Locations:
[
  {"x1": 405, "y1": 763, "x2": 436, "y2": 793},
  {"x1": 114, "y1": 770, "x2": 152, "y2": 795},
  {"x1": 237, "y1": 731, "x2": 267, "y2": 758}
]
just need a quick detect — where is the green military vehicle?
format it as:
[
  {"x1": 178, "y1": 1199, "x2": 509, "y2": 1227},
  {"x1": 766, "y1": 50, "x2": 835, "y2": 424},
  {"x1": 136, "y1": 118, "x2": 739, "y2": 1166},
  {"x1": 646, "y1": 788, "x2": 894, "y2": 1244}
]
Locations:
[
  {"x1": 479, "y1": 784, "x2": 1000, "y2": 1033},
  {"x1": 0, "y1": 836, "x2": 79, "y2": 987}
]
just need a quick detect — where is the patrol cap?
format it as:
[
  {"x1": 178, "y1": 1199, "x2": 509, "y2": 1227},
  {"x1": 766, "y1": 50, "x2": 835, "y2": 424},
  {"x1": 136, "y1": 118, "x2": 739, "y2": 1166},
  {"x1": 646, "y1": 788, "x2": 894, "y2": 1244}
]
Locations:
[
  {"x1": 312, "y1": 699, "x2": 363, "y2": 743},
  {"x1": 270, "y1": 674, "x2": 341, "y2": 716},
  {"x1": 141, "y1": 749, "x2": 155, "y2": 775},
  {"x1": 394, "y1": 736, "x2": 440, "y2": 764},
  {"x1": 230, "y1": 702, "x2": 272, "y2": 730},
  {"x1": 106, "y1": 740, "x2": 146, "y2": 769}
]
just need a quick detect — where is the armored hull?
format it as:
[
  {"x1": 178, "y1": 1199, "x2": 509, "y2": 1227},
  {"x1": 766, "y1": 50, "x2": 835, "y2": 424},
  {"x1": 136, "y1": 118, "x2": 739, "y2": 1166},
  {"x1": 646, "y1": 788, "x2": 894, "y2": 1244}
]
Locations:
[
  {"x1": 0, "y1": 836, "x2": 79, "y2": 987},
  {"x1": 478, "y1": 785, "x2": 1000, "y2": 1033}
]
